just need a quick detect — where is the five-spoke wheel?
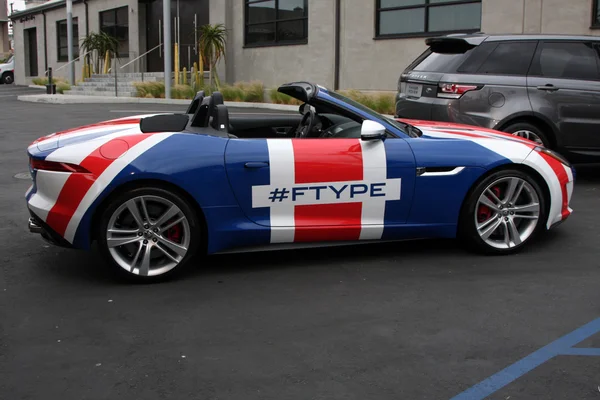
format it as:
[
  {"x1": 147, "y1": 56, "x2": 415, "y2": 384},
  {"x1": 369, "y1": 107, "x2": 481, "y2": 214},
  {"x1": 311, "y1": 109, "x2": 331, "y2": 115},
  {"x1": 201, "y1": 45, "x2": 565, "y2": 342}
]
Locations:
[
  {"x1": 459, "y1": 169, "x2": 547, "y2": 254},
  {"x1": 98, "y1": 187, "x2": 201, "y2": 281}
]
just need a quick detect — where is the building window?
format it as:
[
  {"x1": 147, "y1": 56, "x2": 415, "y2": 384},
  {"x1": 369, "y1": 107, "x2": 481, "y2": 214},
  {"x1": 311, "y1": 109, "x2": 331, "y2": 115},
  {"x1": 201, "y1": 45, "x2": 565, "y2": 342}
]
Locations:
[
  {"x1": 375, "y1": 0, "x2": 482, "y2": 38},
  {"x1": 99, "y1": 6, "x2": 129, "y2": 57},
  {"x1": 593, "y1": 0, "x2": 600, "y2": 28},
  {"x1": 244, "y1": 0, "x2": 308, "y2": 47},
  {"x1": 57, "y1": 18, "x2": 79, "y2": 62}
]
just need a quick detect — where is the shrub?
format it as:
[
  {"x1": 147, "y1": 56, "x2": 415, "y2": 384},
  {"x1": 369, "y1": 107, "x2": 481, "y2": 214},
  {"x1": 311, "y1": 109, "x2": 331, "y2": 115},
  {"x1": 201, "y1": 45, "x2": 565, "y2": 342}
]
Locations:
[
  {"x1": 340, "y1": 89, "x2": 395, "y2": 115},
  {"x1": 56, "y1": 82, "x2": 71, "y2": 94},
  {"x1": 171, "y1": 84, "x2": 196, "y2": 99},
  {"x1": 235, "y1": 81, "x2": 265, "y2": 102},
  {"x1": 133, "y1": 81, "x2": 166, "y2": 98},
  {"x1": 269, "y1": 88, "x2": 303, "y2": 105},
  {"x1": 32, "y1": 76, "x2": 68, "y2": 86},
  {"x1": 220, "y1": 84, "x2": 245, "y2": 101},
  {"x1": 130, "y1": 79, "x2": 394, "y2": 114}
]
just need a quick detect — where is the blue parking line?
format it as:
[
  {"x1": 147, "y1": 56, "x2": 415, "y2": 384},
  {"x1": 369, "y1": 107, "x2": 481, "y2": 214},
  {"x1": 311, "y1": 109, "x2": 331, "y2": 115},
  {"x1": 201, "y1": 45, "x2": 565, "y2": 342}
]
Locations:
[
  {"x1": 450, "y1": 318, "x2": 600, "y2": 400},
  {"x1": 561, "y1": 347, "x2": 600, "y2": 356}
]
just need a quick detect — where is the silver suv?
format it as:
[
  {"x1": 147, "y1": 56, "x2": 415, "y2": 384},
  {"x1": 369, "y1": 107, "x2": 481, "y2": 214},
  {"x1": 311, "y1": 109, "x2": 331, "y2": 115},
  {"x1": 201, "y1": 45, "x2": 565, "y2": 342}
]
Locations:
[{"x1": 395, "y1": 33, "x2": 600, "y2": 163}]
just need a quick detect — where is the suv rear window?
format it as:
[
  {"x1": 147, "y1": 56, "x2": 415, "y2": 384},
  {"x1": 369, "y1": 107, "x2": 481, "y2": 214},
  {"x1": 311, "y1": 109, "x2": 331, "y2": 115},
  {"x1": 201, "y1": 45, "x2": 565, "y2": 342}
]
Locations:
[
  {"x1": 470, "y1": 41, "x2": 538, "y2": 75},
  {"x1": 407, "y1": 48, "x2": 474, "y2": 73}
]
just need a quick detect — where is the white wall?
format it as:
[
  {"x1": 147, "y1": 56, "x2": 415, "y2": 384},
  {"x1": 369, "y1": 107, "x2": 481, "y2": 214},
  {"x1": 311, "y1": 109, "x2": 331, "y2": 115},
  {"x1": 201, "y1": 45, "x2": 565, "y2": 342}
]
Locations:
[
  {"x1": 44, "y1": 4, "x2": 87, "y2": 82},
  {"x1": 212, "y1": 0, "x2": 600, "y2": 92},
  {"x1": 11, "y1": 0, "x2": 141, "y2": 85},
  {"x1": 339, "y1": 0, "x2": 426, "y2": 91},
  {"x1": 211, "y1": 0, "x2": 337, "y2": 89},
  {"x1": 13, "y1": 15, "x2": 44, "y2": 84},
  {"x1": 87, "y1": 0, "x2": 139, "y2": 65}
]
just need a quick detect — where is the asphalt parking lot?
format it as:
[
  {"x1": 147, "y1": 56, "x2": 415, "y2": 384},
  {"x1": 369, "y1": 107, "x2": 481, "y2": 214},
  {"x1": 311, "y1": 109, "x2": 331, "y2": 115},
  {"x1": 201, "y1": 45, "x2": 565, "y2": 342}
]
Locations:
[{"x1": 1, "y1": 84, "x2": 600, "y2": 400}]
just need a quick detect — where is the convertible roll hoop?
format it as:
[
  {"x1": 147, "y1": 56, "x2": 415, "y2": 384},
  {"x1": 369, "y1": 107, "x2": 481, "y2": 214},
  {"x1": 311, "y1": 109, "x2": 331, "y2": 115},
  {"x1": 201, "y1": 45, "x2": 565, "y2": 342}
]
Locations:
[{"x1": 277, "y1": 82, "x2": 318, "y2": 103}]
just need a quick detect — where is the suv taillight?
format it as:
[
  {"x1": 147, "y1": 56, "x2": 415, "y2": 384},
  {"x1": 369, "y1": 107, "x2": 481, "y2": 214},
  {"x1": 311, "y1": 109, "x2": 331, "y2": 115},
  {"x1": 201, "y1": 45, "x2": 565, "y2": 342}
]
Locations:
[
  {"x1": 398, "y1": 72, "x2": 409, "y2": 90},
  {"x1": 438, "y1": 83, "x2": 481, "y2": 99}
]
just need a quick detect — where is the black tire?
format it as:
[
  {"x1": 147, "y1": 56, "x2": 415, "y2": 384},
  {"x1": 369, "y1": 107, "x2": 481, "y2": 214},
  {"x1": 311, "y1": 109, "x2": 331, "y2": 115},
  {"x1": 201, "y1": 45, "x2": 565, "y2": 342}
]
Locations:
[
  {"x1": 96, "y1": 186, "x2": 203, "y2": 283},
  {"x1": 2, "y1": 73, "x2": 13, "y2": 85},
  {"x1": 502, "y1": 121, "x2": 551, "y2": 148},
  {"x1": 458, "y1": 168, "x2": 549, "y2": 255}
]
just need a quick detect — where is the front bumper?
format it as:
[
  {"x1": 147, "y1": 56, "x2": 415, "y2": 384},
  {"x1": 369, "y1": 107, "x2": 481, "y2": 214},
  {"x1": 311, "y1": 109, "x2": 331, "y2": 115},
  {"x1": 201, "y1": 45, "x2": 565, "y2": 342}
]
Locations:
[{"x1": 28, "y1": 211, "x2": 72, "y2": 248}]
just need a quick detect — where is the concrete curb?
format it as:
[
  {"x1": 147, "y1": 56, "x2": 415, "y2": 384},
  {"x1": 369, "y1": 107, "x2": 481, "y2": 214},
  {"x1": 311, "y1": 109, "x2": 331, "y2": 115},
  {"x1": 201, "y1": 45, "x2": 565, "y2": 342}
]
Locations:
[
  {"x1": 16, "y1": 94, "x2": 396, "y2": 118},
  {"x1": 28, "y1": 85, "x2": 46, "y2": 89},
  {"x1": 17, "y1": 94, "x2": 301, "y2": 111}
]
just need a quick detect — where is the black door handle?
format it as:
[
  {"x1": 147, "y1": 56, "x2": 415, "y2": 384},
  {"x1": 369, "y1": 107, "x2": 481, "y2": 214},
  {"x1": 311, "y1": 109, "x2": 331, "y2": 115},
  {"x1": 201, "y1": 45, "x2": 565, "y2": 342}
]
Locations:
[
  {"x1": 244, "y1": 162, "x2": 269, "y2": 169},
  {"x1": 537, "y1": 84, "x2": 559, "y2": 92}
]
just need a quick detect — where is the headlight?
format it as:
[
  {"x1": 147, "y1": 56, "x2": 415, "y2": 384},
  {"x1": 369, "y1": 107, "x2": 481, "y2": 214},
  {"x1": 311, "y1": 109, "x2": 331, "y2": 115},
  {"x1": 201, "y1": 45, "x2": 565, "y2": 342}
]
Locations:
[{"x1": 535, "y1": 146, "x2": 571, "y2": 168}]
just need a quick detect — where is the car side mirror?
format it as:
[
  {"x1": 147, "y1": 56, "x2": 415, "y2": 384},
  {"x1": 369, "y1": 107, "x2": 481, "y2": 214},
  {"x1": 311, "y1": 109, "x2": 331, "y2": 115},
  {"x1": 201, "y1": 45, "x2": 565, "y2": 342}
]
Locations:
[{"x1": 361, "y1": 120, "x2": 386, "y2": 141}]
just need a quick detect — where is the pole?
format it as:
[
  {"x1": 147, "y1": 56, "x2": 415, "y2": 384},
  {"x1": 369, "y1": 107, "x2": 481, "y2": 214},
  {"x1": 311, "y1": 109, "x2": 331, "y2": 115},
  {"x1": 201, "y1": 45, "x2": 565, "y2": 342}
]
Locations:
[
  {"x1": 66, "y1": 0, "x2": 75, "y2": 84},
  {"x1": 163, "y1": 0, "x2": 172, "y2": 99}
]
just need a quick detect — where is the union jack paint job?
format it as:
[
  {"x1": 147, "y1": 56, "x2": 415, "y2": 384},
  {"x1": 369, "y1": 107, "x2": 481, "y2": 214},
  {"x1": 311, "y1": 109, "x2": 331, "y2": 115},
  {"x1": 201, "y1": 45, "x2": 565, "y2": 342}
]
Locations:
[{"x1": 25, "y1": 83, "x2": 575, "y2": 258}]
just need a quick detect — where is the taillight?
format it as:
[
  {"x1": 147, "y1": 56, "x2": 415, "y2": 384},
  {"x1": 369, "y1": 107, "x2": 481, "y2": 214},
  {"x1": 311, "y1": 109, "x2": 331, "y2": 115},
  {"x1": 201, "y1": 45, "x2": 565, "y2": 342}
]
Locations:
[
  {"x1": 30, "y1": 158, "x2": 91, "y2": 173},
  {"x1": 438, "y1": 83, "x2": 480, "y2": 99}
]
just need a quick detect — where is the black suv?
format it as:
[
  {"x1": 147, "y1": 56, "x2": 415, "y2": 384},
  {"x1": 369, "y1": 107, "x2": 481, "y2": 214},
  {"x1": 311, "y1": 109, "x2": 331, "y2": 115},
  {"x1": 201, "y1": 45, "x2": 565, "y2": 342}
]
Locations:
[{"x1": 395, "y1": 33, "x2": 600, "y2": 163}]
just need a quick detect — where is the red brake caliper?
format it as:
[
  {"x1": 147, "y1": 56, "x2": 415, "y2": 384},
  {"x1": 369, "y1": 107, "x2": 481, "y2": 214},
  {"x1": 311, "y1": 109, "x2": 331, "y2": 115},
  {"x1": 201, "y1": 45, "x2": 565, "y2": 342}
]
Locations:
[
  {"x1": 477, "y1": 186, "x2": 502, "y2": 223},
  {"x1": 166, "y1": 224, "x2": 182, "y2": 243}
]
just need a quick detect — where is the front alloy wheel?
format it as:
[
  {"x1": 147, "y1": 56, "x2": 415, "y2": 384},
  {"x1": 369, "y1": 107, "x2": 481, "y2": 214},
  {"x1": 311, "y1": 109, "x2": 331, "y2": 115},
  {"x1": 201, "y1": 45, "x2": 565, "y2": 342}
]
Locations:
[
  {"x1": 459, "y1": 169, "x2": 547, "y2": 254},
  {"x1": 474, "y1": 177, "x2": 540, "y2": 249},
  {"x1": 98, "y1": 188, "x2": 200, "y2": 281}
]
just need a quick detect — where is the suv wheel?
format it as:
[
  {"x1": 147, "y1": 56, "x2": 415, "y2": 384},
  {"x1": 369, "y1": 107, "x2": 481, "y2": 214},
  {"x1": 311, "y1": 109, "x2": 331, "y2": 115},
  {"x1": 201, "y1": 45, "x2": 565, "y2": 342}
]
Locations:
[{"x1": 502, "y1": 122, "x2": 550, "y2": 148}]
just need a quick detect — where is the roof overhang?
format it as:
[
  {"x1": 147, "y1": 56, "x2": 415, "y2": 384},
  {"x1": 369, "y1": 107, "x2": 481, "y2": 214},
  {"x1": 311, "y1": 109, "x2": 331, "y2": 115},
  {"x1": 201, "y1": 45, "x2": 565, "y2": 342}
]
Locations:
[{"x1": 9, "y1": 0, "x2": 85, "y2": 21}]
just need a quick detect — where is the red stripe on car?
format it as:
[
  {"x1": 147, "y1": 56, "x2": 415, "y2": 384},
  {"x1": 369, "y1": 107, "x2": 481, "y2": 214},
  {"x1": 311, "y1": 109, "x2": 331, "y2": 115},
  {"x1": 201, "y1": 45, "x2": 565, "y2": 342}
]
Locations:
[
  {"x1": 538, "y1": 152, "x2": 570, "y2": 220},
  {"x1": 45, "y1": 135, "x2": 149, "y2": 236},
  {"x1": 292, "y1": 140, "x2": 364, "y2": 241}
]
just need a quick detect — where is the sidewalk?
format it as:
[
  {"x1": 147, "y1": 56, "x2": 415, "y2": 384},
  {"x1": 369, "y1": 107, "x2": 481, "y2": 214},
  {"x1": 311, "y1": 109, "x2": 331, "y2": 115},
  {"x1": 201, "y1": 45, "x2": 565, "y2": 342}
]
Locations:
[
  {"x1": 18, "y1": 93, "x2": 396, "y2": 118},
  {"x1": 17, "y1": 93, "x2": 301, "y2": 112}
]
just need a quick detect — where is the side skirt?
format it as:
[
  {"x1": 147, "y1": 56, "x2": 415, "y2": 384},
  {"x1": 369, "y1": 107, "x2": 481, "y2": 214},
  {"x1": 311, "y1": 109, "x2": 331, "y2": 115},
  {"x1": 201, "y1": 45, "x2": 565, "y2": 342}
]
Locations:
[{"x1": 212, "y1": 237, "x2": 429, "y2": 255}]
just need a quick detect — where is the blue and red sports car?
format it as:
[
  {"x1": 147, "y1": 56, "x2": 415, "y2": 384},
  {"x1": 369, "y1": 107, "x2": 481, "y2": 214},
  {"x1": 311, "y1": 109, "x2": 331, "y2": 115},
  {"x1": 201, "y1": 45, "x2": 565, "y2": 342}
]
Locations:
[{"x1": 25, "y1": 82, "x2": 574, "y2": 281}]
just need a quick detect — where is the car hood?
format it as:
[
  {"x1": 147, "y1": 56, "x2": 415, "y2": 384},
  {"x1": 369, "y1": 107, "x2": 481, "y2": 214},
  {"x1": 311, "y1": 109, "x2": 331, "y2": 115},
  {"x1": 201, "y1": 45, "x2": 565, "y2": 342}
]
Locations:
[
  {"x1": 27, "y1": 114, "x2": 160, "y2": 153},
  {"x1": 398, "y1": 118, "x2": 537, "y2": 146},
  {"x1": 0, "y1": 61, "x2": 13, "y2": 70}
]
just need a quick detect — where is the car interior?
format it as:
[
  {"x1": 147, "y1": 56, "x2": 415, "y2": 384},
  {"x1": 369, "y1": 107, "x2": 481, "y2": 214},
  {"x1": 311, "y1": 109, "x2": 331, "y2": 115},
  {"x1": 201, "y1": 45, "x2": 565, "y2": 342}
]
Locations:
[{"x1": 140, "y1": 89, "x2": 364, "y2": 140}]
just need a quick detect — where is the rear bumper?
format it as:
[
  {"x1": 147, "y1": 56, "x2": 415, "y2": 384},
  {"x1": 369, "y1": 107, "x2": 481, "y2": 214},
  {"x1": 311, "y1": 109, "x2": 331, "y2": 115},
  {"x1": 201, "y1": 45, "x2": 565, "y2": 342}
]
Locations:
[{"x1": 28, "y1": 211, "x2": 73, "y2": 248}]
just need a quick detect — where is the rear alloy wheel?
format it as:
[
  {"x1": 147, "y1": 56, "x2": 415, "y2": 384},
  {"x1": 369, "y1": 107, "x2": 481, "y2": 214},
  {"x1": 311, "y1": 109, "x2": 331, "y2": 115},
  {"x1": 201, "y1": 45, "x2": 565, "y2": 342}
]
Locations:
[
  {"x1": 502, "y1": 122, "x2": 550, "y2": 148},
  {"x1": 459, "y1": 169, "x2": 547, "y2": 254},
  {"x1": 98, "y1": 187, "x2": 201, "y2": 281}
]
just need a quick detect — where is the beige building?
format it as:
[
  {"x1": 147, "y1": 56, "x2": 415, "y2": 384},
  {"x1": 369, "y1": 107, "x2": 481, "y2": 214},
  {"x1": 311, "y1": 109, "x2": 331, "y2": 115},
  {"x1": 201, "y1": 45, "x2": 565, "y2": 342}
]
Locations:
[
  {"x1": 9, "y1": 0, "x2": 600, "y2": 90},
  {"x1": 0, "y1": 0, "x2": 10, "y2": 54}
]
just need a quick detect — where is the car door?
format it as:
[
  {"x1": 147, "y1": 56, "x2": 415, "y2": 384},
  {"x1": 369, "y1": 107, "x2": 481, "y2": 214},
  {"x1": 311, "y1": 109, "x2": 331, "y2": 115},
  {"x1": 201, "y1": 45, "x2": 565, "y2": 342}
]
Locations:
[
  {"x1": 527, "y1": 40, "x2": 600, "y2": 151},
  {"x1": 224, "y1": 134, "x2": 416, "y2": 244}
]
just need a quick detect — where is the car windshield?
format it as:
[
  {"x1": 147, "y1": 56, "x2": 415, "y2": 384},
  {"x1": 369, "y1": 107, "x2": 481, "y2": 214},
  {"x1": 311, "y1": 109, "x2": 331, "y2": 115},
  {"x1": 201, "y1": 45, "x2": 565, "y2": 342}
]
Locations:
[{"x1": 324, "y1": 89, "x2": 418, "y2": 137}]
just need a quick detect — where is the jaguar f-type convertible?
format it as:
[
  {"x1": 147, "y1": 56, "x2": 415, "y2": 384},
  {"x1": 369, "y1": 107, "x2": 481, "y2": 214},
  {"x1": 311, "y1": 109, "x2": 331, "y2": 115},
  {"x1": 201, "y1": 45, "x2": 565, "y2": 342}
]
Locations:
[{"x1": 25, "y1": 82, "x2": 574, "y2": 281}]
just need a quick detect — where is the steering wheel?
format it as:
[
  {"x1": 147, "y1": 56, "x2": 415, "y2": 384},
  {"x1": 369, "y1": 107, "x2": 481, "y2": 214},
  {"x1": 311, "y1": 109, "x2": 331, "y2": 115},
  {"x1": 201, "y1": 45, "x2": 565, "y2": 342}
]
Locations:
[{"x1": 295, "y1": 108, "x2": 316, "y2": 138}]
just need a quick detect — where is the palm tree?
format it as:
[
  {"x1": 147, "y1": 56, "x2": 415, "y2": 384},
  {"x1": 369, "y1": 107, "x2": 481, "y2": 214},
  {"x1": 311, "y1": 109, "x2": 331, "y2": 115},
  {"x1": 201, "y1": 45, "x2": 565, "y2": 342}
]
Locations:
[
  {"x1": 197, "y1": 23, "x2": 227, "y2": 89},
  {"x1": 80, "y1": 31, "x2": 119, "y2": 74}
]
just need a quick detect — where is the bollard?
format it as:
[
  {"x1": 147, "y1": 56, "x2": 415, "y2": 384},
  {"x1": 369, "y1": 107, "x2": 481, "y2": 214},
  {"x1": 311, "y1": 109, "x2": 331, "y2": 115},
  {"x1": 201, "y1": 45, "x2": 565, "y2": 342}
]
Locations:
[{"x1": 46, "y1": 67, "x2": 56, "y2": 94}]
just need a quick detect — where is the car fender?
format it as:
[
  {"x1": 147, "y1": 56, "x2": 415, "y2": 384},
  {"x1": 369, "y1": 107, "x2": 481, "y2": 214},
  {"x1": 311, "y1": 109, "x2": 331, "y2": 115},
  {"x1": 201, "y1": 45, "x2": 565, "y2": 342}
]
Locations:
[
  {"x1": 521, "y1": 149, "x2": 574, "y2": 229},
  {"x1": 69, "y1": 133, "x2": 240, "y2": 249}
]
